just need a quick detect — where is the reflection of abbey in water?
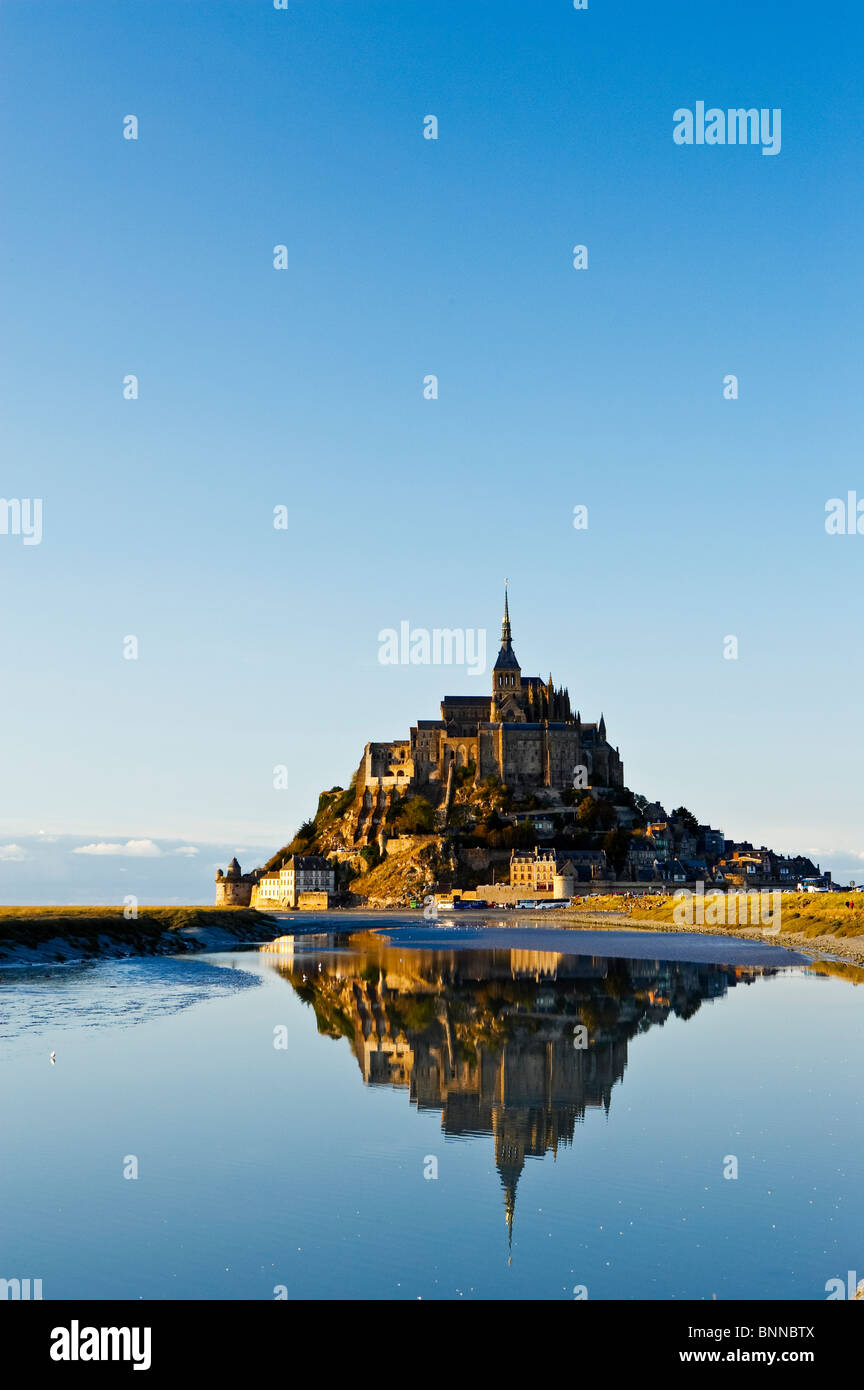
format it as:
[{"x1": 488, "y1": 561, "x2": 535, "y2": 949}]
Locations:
[{"x1": 267, "y1": 937, "x2": 771, "y2": 1239}]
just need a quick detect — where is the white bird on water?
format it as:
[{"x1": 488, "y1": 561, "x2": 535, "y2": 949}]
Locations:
[{"x1": 50, "y1": 1051, "x2": 55, "y2": 1064}]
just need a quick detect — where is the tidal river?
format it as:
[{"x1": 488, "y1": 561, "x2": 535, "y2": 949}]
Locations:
[{"x1": 1, "y1": 918, "x2": 861, "y2": 1301}]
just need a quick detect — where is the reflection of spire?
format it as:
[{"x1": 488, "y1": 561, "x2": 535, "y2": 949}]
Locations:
[
  {"x1": 503, "y1": 1173, "x2": 517, "y2": 1261},
  {"x1": 494, "y1": 1101, "x2": 528, "y2": 1259}
]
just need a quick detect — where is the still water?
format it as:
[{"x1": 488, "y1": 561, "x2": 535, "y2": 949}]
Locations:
[{"x1": 1, "y1": 917, "x2": 862, "y2": 1301}]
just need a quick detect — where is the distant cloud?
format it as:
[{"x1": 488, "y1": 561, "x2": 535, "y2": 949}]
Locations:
[
  {"x1": 173, "y1": 846, "x2": 199, "y2": 857},
  {"x1": 0, "y1": 843, "x2": 29, "y2": 862},
  {"x1": 805, "y1": 846, "x2": 864, "y2": 861},
  {"x1": 73, "y1": 839, "x2": 162, "y2": 858}
]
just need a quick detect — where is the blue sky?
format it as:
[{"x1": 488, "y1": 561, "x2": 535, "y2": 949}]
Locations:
[{"x1": 1, "y1": 0, "x2": 862, "y2": 899}]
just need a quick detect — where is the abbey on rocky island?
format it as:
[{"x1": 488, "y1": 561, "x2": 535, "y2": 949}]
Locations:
[{"x1": 215, "y1": 591, "x2": 626, "y2": 901}]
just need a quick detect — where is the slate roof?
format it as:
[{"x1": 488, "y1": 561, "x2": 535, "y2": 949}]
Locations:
[{"x1": 493, "y1": 645, "x2": 521, "y2": 670}]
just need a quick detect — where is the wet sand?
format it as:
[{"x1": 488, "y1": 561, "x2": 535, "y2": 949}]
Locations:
[
  {"x1": 553, "y1": 910, "x2": 864, "y2": 967},
  {"x1": 362, "y1": 919, "x2": 811, "y2": 966}
]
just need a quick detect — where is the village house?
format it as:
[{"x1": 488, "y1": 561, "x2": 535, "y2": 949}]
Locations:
[
  {"x1": 215, "y1": 854, "x2": 335, "y2": 909},
  {"x1": 510, "y1": 847, "x2": 558, "y2": 891}
]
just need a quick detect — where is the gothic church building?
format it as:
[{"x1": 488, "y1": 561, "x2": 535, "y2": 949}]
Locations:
[{"x1": 360, "y1": 593, "x2": 624, "y2": 798}]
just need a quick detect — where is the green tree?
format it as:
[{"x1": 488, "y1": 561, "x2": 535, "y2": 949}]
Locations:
[
  {"x1": 394, "y1": 796, "x2": 435, "y2": 834},
  {"x1": 454, "y1": 760, "x2": 476, "y2": 788},
  {"x1": 335, "y1": 860, "x2": 357, "y2": 888},
  {"x1": 603, "y1": 828, "x2": 632, "y2": 876},
  {"x1": 577, "y1": 797, "x2": 616, "y2": 831},
  {"x1": 332, "y1": 786, "x2": 355, "y2": 818},
  {"x1": 360, "y1": 843, "x2": 383, "y2": 871}
]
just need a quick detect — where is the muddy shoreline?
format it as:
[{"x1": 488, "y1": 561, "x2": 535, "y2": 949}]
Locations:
[
  {"x1": 2, "y1": 904, "x2": 863, "y2": 970},
  {"x1": 0, "y1": 912, "x2": 292, "y2": 968},
  {"x1": 552, "y1": 910, "x2": 864, "y2": 966}
]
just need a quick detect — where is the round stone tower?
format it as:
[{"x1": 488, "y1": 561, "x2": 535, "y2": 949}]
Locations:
[{"x1": 215, "y1": 857, "x2": 254, "y2": 906}]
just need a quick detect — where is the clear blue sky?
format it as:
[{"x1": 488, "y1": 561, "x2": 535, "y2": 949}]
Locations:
[{"x1": 1, "y1": 0, "x2": 862, "y2": 897}]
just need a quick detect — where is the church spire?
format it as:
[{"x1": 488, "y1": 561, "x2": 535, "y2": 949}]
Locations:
[
  {"x1": 493, "y1": 582, "x2": 521, "y2": 692},
  {"x1": 501, "y1": 583, "x2": 512, "y2": 646}
]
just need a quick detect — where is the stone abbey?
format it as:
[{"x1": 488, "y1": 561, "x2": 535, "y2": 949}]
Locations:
[{"x1": 359, "y1": 591, "x2": 623, "y2": 802}]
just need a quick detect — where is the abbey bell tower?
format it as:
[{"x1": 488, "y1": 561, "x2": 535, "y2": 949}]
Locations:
[{"x1": 492, "y1": 587, "x2": 523, "y2": 718}]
